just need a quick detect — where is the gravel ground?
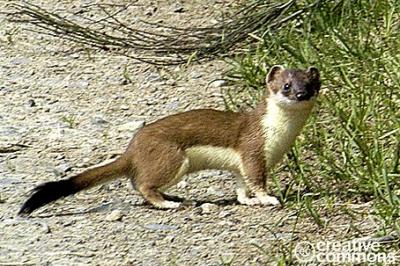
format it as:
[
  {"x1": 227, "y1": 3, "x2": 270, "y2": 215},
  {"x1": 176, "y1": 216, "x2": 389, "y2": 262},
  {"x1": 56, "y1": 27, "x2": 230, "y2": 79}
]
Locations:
[{"x1": 0, "y1": 1, "x2": 377, "y2": 265}]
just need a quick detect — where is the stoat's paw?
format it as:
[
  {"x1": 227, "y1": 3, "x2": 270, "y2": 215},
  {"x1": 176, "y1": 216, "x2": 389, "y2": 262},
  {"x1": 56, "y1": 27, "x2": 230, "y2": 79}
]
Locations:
[
  {"x1": 155, "y1": 200, "x2": 182, "y2": 209},
  {"x1": 255, "y1": 192, "x2": 280, "y2": 206},
  {"x1": 237, "y1": 196, "x2": 261, "y2": 206}
]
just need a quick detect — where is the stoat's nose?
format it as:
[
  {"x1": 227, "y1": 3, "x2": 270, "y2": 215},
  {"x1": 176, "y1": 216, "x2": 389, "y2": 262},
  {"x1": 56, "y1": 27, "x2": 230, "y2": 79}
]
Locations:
[{"x1": 295, "y1": 91, "x2": 311, "y2": 101}]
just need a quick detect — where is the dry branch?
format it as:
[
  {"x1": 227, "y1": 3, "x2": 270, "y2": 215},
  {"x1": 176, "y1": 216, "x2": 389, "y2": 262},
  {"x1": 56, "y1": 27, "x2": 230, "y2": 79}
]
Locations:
[{"x1": 7, "y1": 1, "x2": 323, "y2": 65}]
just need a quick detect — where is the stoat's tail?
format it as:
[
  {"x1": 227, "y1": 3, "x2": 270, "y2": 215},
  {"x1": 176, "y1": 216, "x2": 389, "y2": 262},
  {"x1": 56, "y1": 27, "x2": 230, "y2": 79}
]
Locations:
[{"x1": 18, "y1": 157, "x2": 130, "y2": 216}]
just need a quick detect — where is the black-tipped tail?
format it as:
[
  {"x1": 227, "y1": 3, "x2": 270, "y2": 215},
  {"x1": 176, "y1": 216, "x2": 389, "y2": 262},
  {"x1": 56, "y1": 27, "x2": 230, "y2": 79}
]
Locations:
[
  {"x1": 18, "y1": 157, "x2": 129, "y2": 216},
  {"x1": 18, "y1": 179, "x2": 79, "y2": 217}
]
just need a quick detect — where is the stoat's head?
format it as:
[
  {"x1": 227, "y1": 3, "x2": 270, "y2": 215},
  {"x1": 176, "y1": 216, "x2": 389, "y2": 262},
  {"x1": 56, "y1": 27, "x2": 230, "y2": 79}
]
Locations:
[{"x1": 266, "y1": 65, "x2": 321, "y2": 110}]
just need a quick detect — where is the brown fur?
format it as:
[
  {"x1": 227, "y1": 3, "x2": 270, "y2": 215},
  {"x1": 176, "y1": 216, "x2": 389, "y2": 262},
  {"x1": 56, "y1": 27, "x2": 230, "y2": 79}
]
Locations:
[
  {"x1": 126, "y1": 105, "x2": 267, "y2": 207},
  {"x1": 19, "y1": 65, "x2": 320, "y2": 215}
]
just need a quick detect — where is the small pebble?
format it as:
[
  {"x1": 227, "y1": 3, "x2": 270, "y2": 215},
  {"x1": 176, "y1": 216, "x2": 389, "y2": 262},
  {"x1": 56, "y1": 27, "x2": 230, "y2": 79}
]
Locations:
[
  {"x1": 200, "y1": 203, "x2": 218, "y2": 214},
  {"x1": 146, "y1": 72, "x2": 162, "y2": 82},
  {"x1": 117, "y1": 121, "x2": 145, "y2": 132},
  {"x1": 106, "y1": 210, "x2": 123, "y2": 222},
  {"x1": 174, "y1": 6, "x2": 184, "y2": 13},
  {"x1": 210, "y1": 80, "x2": 227, "y2": 88},
  {"x1": 190, "y1": 72, "x2": 202, "y2": 79},
  {"x1": 218, "y1": 210, "x2": 232, "y2": 218},
  {"x1": 165, "y1": 79, "x2": 176, "y2": 86},
  {"x1": 10, "y1": 57, "x2": 30, "y2": 65},
  {"x1": 92, "y1": 117, "x2": 109, "y2": 125},
  {"x1": 53, "y1": 163, "x2": 72, "y2": 177},
  {"x1": 145, "y1": 223, "x2": 179, "y2": 231},
  {"x1": 144, "y1": 6, "x2": 157, "y2": 16},
  {"x1": 177, "y1": 180, "x2": 188, "y2": 189},
  {"x1": 27, "y1": 99, "x2": 36, "y2": 107},
  {"x1": 206, "y1": 186, "x2": 225, "y2": 197}
]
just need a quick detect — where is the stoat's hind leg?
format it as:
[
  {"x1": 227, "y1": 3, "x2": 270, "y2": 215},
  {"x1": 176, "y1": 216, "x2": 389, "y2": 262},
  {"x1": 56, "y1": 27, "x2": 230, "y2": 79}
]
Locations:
[
  {"x1": 134, "y1": 143, "x2": 189, "y2": 209},
  {"x1": 140, "y1": 188, "x2": 182, "y2": 209}
]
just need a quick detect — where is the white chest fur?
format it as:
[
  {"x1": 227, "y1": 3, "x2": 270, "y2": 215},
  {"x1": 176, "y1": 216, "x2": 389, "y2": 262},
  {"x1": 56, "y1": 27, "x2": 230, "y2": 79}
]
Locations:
[
  {"x1": 261, "y1": 97, "x2": 312, "y2": 168},
  {"x1": 182, "y1": 97, "x2": 313, "y2": 174}
]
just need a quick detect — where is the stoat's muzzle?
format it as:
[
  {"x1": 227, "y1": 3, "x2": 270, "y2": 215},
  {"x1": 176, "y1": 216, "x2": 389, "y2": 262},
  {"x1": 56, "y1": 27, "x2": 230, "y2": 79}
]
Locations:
[
  {"x1": 293, "y1": 82, "x2": 318, "y2": 102},
  {"x1": 295, "y1": 91, "x2": 312, "y2": 101}
]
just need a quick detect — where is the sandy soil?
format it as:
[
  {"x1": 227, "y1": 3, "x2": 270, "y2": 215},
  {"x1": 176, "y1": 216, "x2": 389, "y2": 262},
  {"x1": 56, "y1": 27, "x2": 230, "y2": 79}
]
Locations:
[{"x1": 0, "y1": 1, "x2": 378, "y2": 265}]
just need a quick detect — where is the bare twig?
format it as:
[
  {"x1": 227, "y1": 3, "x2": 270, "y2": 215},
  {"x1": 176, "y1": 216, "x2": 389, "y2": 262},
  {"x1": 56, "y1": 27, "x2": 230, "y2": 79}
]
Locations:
[{"x1": 6, "y1": 1, "x2": 323, "y2": 65}]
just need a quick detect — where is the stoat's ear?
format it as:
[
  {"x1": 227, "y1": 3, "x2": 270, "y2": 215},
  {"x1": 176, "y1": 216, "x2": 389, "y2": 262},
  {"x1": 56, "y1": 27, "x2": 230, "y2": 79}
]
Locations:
[
  {"x1": 307, "y1": 66, "x2": 320, "y2": 81},
  {"x1": 266, "y1": 65, "x2": 285, "y2": 83}
]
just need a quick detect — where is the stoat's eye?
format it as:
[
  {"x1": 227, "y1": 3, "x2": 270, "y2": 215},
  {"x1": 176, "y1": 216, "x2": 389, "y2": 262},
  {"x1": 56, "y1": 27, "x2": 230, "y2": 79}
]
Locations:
[{"x1": 282, "y1": 83, "x2": 291, "y2": 92}]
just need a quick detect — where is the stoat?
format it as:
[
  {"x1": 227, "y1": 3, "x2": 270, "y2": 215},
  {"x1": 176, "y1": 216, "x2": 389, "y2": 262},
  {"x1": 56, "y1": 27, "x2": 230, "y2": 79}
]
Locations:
[{"x1": 19, "y1": 65, "x2": 320, "y2": 215}]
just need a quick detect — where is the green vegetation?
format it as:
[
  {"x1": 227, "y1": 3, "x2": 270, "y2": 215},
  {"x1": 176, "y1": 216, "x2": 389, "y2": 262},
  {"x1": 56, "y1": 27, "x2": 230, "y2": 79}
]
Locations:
[
  {"x1": 226, "y1": 0, "x2": 400, "y2": 241},
  {"x1": 61, "y1": 114, "x2": 79, "y2": 129}
]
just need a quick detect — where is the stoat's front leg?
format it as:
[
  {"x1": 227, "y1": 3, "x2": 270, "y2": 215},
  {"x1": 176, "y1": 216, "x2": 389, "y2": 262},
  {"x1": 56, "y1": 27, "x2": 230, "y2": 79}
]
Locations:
[
  {"x1": 255, "y1": 191, "x2": 280, "y2": 206},
  {"x1": 236, "y1": 154, "x2": 280, "y2": 206},
  {"x1": 236, "y1": 176, "x2": 279, "y2": 206},
  {"x1": 236, "y1": 175, "x2": 261, "y2": 206}
]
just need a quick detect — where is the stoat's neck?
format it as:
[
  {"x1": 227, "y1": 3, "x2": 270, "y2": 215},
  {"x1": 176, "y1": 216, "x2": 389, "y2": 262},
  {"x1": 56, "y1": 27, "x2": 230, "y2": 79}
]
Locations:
[
  {"x1": 260, "y1": 97, "x2": 314, "y2": 167},
  {"x1": 263, "y1": 97, "x2": 313, "y2": 124}
]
